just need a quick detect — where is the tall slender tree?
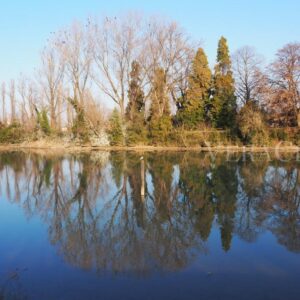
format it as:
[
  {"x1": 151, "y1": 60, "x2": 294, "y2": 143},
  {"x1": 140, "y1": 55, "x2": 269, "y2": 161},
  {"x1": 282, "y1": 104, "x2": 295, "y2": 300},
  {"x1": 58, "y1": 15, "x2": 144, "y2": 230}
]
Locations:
[
  {"x1": 212, "y1": 37, "x2": 237, "y2": 128},
  {"x1": 126, "y1": 61, "x2": 145, "y2": 121},
  {"x1": 9, "y1": 80, "x2": 16, "y2": 123},
  {"x1": 176, "y1": 48, "x2": 212, "y2": 128},
  {"x1": 148, "y1": 68, "x2": 172, "y2": 143},
  {"x1": 1, "y1": 83, "x2": 6, "y2": 124},
  {"x1": 125, "y1": 61, "x2": 147, "y2": 145}
]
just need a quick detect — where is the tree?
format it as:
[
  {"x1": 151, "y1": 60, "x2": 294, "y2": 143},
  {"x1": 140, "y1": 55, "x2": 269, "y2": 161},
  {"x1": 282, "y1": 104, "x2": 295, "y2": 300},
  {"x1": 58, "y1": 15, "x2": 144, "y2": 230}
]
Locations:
[
  {"x1": 126, "y1": 61, "x2": 144, "y2": 121},
  {"x1": 17, "y1": 76, "x2": 37, "y2": 131},
  {"x1": 35, "y1": 106, "x2": 51, "y2": 136},
  {"x1": 143, "y1": 19, "x2": 194, "y2": 105},
  {"x1": 267, "y1": 43, "x2": 300, "y2": 126},
  {"x1": 125, "y1": 61, "x2": 147, "y2": 145},
  {"x1": 39, "y1": 110, "x2": 51, "y2": 136},
  {"x1": 92, "y1": 15, "x2": 193, "y2": 118},
  {"x1": 211, "y1": 37, "x2": 237, "y2": 128},
  {"x1": 38, "y1": 44, "x2": 65, "y2": 130},
  {"x1": 148, "y1": 68, "x2": 172, "y2": 143},
  {"x1": 9, "y1": 79, "x2": 16, "y2": 123},
  {"x1": 92, "y1": 15, "x2": 140, "y2": 117},
  {"x1": 176, "y1": 47, "x2": 212, "y2": 128},
  {"x1": 107, "y1": 108, "x2": 124, "y2": 146},
  {"x1": 68, "y1": 98, "x2": 90, "y2": 143},
  {"x1": 237, "y1": 101, "x2": 268, "y2": 145},
  {"x1": 55, "y1": 21, "x2": 93, "y2": 107},
  {"x1": 1, "y1": 82, "x2": 6, "y2": 124},
  {"x1": 232, "y1": 46, "x2": 265, "y2": 106}
]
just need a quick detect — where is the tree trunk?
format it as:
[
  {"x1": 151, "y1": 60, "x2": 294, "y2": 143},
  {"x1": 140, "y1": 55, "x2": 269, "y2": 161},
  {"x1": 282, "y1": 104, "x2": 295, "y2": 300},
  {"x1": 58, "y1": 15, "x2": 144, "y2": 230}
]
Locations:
[
  {"x1": 297, "y1": 112, "x2": 300, "y2": 127},
  {"x1": 140, "y1": 158, "x2": 145, "y2": 199}
]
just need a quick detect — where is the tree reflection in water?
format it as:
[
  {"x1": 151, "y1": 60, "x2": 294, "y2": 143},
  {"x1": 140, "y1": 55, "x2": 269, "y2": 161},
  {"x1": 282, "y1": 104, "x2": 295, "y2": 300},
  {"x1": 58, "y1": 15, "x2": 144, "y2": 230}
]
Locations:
[{"x1": 0, "y1": 150, "x2": 299, "y2": 275}]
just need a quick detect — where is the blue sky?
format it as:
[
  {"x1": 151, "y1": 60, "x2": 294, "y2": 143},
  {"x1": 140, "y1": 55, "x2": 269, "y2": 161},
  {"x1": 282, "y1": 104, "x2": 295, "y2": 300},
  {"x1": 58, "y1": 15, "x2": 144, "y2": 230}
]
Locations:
[{"x1": 0, "y1": 0, "x2": 300, "y2": 83}]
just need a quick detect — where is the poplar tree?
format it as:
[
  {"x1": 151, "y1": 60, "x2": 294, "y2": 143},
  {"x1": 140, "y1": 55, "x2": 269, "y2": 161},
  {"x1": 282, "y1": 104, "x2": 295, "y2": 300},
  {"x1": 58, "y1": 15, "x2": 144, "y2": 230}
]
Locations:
[
  {"x1": 148, "y1": 68, "x2": 172, "y2": 143},
  {"x1": 125, "y1": 61, "x2": 147, "y2": 144},
  {"x1": 177, "y1": 48, "x2": 212, "y2": 128},
  {"x1": 212, "y1": 37, "x2": 237, "y2": 128}
]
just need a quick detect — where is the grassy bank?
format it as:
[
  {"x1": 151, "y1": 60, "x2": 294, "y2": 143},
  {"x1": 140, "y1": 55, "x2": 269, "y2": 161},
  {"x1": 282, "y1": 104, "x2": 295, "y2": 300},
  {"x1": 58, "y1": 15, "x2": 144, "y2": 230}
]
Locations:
[
  {"x1": 0, "y1": 140, "x2": 299, "y2": 153},
  {"x1": 1, "y1": 123, "x2": 300, "y2": 153}
]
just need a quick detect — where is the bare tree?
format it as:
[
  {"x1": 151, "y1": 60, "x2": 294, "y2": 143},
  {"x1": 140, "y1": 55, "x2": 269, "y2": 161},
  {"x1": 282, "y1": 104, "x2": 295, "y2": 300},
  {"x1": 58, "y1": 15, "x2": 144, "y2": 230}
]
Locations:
[
  {"x1": 37, "y1": 44, "x2": 65, "y2": 129},
  {"x1": 9, "y1": 79, "x2": 16, "y2": 123},
  {"x1": 17, "y1": 76, "x2": 38, "y2": 130},
  {"x1": 1, "y1": 82, "x2": 6, "y2": 124},
  {"x1": 232, "y1": 46, "x2": 265, "y2": 106},
  {"x1": 56, "y1": 85, "x2": 64, "y2": 130},
  {"x1": 267, "y1": 43, "x2": 300, "y2": 126},
  {"x1": 55, "y1": 21, "x2": 93, "y2": 106},
  {"x1": 83, "y1": 89, "x2": 107, "y2": 130},
  {"x1": 91, "y1": 15, "x2": 194, "y2": 116},
  {"x1": 91, "y1": 14, "x2": 142, "y2": 116},
  {"x1": 142, "y1": 19, "x2": 194, "y2": 106}
]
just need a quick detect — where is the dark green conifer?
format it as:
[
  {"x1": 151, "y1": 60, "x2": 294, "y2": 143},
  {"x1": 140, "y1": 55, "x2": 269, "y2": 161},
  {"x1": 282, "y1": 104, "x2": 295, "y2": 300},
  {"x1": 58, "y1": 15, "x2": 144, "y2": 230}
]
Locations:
[
  {"x1": 211, "y1": 37, "x2": 237, "y2": 128},
  {"x1": 177, "y1": 48, "x2": 212, "y2": 128},
  {"x1": 125, "y1": 61, "x2": 147, "y2": 145}
]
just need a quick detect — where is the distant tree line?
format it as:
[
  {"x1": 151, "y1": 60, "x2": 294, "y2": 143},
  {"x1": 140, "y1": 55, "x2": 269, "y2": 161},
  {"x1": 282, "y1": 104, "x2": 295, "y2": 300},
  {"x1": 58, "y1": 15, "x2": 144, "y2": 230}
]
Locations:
[{"x1": 0, "y1": 14, "x2": 300, "y2": 145}]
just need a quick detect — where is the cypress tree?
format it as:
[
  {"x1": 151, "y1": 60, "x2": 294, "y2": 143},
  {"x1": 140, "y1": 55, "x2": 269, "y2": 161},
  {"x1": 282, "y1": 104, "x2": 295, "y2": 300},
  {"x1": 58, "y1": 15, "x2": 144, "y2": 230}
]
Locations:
[
  {"x1": 125, "y1": 61, "x2": 147, "y2": 145},
  {"x1": 148, "y1": 68, "x2": 172, "y2": 143},
  {"x1": 212, "y1": 37, "x2": 237, "y2": 128},
  {"x1": 177, "y1": 48, "x2": 212, "y2": 128}
]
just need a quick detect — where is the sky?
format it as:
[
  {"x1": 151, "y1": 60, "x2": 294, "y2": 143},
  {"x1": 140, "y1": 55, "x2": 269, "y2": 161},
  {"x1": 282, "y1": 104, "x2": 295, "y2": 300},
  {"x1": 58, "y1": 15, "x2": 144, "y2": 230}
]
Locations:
[{"x1": 0, "y1": 0, "x2": 300, "y2": 84}]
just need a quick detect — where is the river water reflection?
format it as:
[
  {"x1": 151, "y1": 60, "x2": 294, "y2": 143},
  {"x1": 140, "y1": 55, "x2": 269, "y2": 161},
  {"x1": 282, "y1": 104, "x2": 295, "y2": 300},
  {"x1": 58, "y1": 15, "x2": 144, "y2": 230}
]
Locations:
[{"x1": 0, "y1": 151, "x2": 299, "y2": 299}]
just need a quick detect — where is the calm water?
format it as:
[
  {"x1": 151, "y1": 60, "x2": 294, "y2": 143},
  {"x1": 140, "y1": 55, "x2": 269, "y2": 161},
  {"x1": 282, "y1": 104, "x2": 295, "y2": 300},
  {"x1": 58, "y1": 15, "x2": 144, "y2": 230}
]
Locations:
[{"x1": 0, "y1": 151, "x2": 299, "y2": 300}]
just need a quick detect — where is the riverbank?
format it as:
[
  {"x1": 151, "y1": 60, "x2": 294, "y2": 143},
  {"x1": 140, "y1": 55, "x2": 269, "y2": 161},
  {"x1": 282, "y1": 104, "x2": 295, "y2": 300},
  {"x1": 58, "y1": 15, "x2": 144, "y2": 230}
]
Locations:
[{"x1": 0, "y1": 139, "x2": 300, "y2": 153}]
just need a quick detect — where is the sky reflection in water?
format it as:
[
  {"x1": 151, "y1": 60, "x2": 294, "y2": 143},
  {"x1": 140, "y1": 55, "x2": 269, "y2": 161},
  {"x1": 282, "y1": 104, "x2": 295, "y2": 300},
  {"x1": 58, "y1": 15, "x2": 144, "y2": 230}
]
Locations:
[{"x1": 0, "y1": 151, "x2": 299, "y2": 300}]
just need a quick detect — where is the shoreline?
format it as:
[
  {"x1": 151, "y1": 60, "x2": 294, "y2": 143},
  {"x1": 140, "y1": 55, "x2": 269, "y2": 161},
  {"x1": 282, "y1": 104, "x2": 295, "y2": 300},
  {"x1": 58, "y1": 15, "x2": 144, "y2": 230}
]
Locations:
[{"x1": 0, "y1": 142, "x2": 300, "y2": 153}]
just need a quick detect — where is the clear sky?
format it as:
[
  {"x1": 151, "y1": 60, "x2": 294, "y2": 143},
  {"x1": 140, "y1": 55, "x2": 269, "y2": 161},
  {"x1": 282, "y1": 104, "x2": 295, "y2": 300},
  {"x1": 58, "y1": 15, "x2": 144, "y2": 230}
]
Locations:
[{"x1": 1, "y1": 0, "x2": 300, "y2": 83}]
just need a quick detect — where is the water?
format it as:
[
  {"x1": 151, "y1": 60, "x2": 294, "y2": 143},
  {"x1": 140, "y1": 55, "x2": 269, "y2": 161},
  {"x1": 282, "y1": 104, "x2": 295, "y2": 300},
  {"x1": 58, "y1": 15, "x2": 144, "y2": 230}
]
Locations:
[{"x1": 0, "y1": 150, "x2": 299, "y2": 300}]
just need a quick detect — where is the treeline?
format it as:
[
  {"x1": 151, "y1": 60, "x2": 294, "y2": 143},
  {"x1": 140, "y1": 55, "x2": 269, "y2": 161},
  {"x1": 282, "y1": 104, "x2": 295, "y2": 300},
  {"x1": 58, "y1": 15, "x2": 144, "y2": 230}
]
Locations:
[{"x1": 0, "y1": 14, "x2": 300, "y2": 146}]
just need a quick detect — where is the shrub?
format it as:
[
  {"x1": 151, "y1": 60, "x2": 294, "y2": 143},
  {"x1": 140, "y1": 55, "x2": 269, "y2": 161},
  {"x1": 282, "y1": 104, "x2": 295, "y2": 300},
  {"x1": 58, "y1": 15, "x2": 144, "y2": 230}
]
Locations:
[
  {"x1": 148, "y1": 116, "x2": 172, "y2": 145},
  {"x1": 237, "y1": 102, "x2": 269, "y2": 145},
  {"x1": 107, "y1": 108, "x2": 125, "y2": 146},
  {"x1": 0, "y1": 123, "x2": 25, "y2": 144},
  {"x1": 171, "y1": 128, "x2": 232, "y2": 147},
  {"x1": 126, "y1": 123, "x2": 148, "y2": 146}
]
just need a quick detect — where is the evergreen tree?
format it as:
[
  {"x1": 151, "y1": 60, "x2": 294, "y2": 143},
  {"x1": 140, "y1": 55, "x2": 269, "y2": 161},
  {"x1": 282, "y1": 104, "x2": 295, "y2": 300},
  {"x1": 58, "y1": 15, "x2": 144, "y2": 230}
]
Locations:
[
  {"x1": 125, "y1": 61, "x2": 147, "y2": 145},
  {"x1": 212, "y1": 163, "x2": 238, "y2": 252},
  {"x1": 177, "y1": 48, "x2": 212, "y2": 128},
  {"x1": 107, "y1": 108, "x2": 125, "y2": 146},
  {"x1": 68, "y1": 98, "x2": 90, "y2": 143},
  {"x1": 211, "y1": 37, "x2": 237, "y2": 128},
  {"x1": 35, "y1": 107, "x2": 51, "y2": 136},
  {"x1": 40, "y1": 110, "x2": 51, "y2": 135},
  {"x1": 148, "y1": 68, "x2": 172, "y2": 143}
]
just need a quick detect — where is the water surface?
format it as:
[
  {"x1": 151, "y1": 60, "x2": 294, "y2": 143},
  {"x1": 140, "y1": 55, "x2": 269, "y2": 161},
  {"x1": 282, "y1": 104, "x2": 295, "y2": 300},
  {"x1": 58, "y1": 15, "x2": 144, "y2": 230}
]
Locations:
[{"x1": 0, "y1": 151, "x2": 299, "y2": 300}]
